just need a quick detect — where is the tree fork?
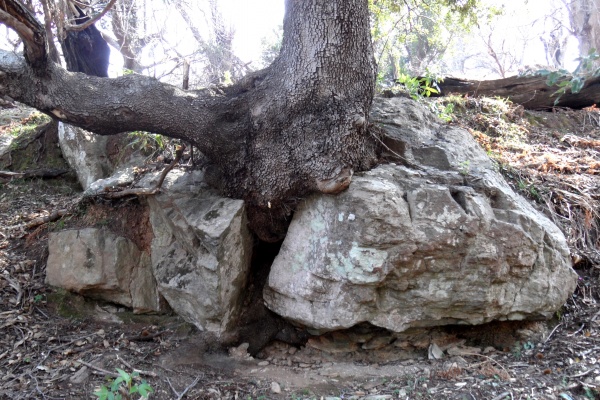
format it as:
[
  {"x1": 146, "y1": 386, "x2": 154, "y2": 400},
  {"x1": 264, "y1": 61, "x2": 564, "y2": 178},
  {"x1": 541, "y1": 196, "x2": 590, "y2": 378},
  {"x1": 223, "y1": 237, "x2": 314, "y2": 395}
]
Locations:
[{"x1": 0, "y1": 0, "x2": 379, "y2": 241}]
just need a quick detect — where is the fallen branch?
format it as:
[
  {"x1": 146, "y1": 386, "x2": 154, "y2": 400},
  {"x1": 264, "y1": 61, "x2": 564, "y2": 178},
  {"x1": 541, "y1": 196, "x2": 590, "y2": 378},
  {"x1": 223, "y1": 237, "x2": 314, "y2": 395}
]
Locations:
[
  {"x1": 4, "y1": 209, "x2": 69, "y2": 231},
  {"x1": 99, "y1": 145, "x2": 185, "y2": 199},
  {"x1": 0, "y1": 169, "x2": 69, "y2": 180},
  {"x1": 544, "y1": 323, "x2": 562, "y2": 343},
  {"x1": 435, "y1": 74, "x2": 600, "y2": 110}
]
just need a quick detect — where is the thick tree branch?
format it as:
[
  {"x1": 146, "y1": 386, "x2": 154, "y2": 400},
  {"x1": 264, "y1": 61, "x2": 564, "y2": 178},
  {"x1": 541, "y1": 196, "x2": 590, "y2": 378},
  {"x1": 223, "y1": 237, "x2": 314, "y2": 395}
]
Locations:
[
  {"x1": 0, "y1": 0, "x2": 47, "y2": 67},
  {"x1": 0, "y1": 48, "x2": 247, "y2": 158}
]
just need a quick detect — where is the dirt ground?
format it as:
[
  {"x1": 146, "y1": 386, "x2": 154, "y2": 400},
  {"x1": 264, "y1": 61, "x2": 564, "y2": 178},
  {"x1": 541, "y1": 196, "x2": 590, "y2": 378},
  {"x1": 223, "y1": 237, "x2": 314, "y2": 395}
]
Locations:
[{"x1": 1, "y1": 99, "x2": 600, "y2": 399}]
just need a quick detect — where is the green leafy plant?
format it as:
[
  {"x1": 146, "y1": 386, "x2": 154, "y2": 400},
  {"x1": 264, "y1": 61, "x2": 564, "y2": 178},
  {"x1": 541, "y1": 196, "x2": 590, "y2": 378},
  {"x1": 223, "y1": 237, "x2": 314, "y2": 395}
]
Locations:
[
  {"x1": 458, "y1": 160, "x2": 470, "y2": 175},
  {"x1": 583, "y1": 386, "x2": 596, "y2": 400},
  {"x1": 93, "y1": 369, "x2": 153, "y2": 400},
  {"x1": 538, "y1": 49, "x2": 600, "y2": 105},
  {"x1": 436, "y1": 102, "x2": 455, "y2": 122},
  {"x1": 396, "y1": 72, "x2": 441, "y2": 101},
  {"x1": 127, "y1": 131, "x2": 167, "y2": 154}
]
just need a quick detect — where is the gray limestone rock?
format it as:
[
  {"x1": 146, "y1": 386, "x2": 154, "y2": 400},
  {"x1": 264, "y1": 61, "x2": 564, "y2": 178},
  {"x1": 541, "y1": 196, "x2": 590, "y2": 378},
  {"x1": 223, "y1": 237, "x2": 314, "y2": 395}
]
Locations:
[
  {"x1": 58, "y1": 123, "x2": 143, "y2": 190},
  {"x1": 58, "y1": 123, "x2": 113, "y2": 190},
  {"x1": 46, "y1": 228, "x2": 163, "y2": 313},
  {"x1": 147, "y1": 170, "x2": 252, "y2": 335},
  {"x1": 263, "y1": 97, "x2": 577, "y2": 333}
]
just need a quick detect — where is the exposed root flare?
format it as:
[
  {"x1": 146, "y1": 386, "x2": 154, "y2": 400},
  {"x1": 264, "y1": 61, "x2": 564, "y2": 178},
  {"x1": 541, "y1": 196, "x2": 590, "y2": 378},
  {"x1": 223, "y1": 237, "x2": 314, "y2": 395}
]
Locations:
[{"x1": 316, "y1": 167, "x2": 353, "y2": 194}]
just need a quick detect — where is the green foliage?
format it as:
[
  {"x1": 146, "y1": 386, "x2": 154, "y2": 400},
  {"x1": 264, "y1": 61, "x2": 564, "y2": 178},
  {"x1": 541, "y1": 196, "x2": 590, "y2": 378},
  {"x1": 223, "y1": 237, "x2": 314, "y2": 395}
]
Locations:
[
  {"x1": 458, "y1": 160, "x2": 470, "y2": 175},
  {"x1": 222, "y1": 70, "x2": 233, "y2": 86},
  {"x1": 369, "y1": 0, "x2": 494, "y2": 83},
  {"x1": 259, "y1": 25, "x2": 283, "y2": 67},
  {"x1": 583, "y1": 386, "x2": 597, "y2": 399},
  {"x1": 94, "y1": 369, "x2": 153, "y2": 400},
  {"x1": 511, "y1": 341, "x2": 535, "y2": 360},
  {"x1": 517, "y1": 179, "x2": 542, "y2": 202},
  {"x1": 127, "y1": 131, "x2": 167, "y2": 156},
  {"x1": 395, "y1": 72, "x2": 440, "y2": 100},
  {"x1": 434, "y1": 101, "x2": 455, "y2": 122},
  {"x1": 538, "y1": 49, "x2": 600, "y2": 105}
]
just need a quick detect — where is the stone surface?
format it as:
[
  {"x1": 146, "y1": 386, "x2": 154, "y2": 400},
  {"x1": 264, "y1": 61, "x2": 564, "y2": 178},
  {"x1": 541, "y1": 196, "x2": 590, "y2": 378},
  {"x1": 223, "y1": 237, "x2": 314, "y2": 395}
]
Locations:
[
  {"x1": 263, "y1": 96, "x2": 578, "y2": 333},
  {"x1": 58, "y1": 123, "x2": 113, "y2": 190},
  {"x1": 58, "y1": 123, "x2": 141, "y2": 190},
  {"x1": 147, "y1": 170, "x2": 252, "y2": 335},
  {"x1": 83, "y1": 166, "x2": 137, "y2": 196},
  {"x1": 46, "y1": 228, "x2": 163, "y2": 313}
]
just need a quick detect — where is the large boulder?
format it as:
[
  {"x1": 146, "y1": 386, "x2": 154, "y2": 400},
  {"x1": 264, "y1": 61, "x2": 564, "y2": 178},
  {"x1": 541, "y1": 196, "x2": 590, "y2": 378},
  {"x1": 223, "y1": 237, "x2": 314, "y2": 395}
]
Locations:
[
  {"x1": 263, "y1": 97, "x2": 578, "y2": 333},
  {"x1": 46, "y1": 228, "x2": 163, "y2": 313},
  {"x1": 147, "y1": 170, "x2": 252, "y2": 335}
]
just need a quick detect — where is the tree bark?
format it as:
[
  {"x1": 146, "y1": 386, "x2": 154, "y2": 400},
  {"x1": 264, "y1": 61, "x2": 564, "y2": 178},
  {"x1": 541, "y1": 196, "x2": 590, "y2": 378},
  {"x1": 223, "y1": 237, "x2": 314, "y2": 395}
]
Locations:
[
  {"x1": 61, "y1": 11, "x2": 110, "y2": 77},
  {"x1": 436, "y1": 75, "x2": 600, "y2": 110},
  {"x1": 565, "y1": 0, "x2": 600, "y2": 68},
  {"x1": 0, "y1": 0, "x2": 379, "y2": 241}
]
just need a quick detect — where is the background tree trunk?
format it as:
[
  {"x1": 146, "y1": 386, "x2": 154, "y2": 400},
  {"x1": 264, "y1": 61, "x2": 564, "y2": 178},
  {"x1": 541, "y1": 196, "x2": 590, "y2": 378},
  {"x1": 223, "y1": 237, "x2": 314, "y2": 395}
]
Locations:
[
  {"x1": 565, "y1": 0, "x2": 600, "y2": 65},
  {"x1": 61, "y1": 7, "x2": 110, "y2": 77}
]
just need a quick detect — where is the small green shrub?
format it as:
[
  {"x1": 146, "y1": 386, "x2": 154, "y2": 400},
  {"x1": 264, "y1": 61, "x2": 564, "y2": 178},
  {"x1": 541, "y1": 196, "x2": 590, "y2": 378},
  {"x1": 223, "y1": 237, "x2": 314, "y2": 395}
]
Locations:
[
  {"x1": 126, "y1": 131, "x2": 167, "y2": 156},
  {"x1": 396, "y1": 72, "x2": 441, "y2": 101},
  {"x1": 93, "y1": 369, "x2": 153, "y2": 400}
]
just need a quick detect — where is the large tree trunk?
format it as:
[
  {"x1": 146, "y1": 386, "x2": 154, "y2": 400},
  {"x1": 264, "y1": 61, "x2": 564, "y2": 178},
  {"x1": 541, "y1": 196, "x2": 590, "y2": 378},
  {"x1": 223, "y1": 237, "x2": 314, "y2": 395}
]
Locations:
[{"x1": 0, "y1": 0, "x2": 379, "y2": 241}]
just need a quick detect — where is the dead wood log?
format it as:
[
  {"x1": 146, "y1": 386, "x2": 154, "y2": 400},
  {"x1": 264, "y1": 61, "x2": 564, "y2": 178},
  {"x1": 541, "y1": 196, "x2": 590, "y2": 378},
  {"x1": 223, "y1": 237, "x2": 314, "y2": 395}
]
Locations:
[
  {"x1": 436, "y1": 75, "x2": 600, "y2": 110},
  {"x1": 0, "y1": 168, "x2": 69, "y2": 180}
]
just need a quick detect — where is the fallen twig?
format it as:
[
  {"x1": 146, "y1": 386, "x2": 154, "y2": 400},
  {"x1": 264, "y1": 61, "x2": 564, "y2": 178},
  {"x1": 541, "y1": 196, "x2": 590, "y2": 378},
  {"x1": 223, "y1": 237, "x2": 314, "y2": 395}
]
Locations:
[
  {"x1": 458, "y1": 352, "x2": 512, "y2": 380},
  {"x1": 545, "y1": 323, "x2": 562, "y2": 343},
  {"x1": 491, "y1": 392, "x2": 512, "y2": 400},
  {"x1": 117, "y1": 355, "x2": 158, "y2": 378},
  {"x1": 167, "y1": 375, "x2": 201, "y2": 400},
  {"x1": 75, "y1": 359, "x2": 119, "y2": 378},
  {"x1": 5, "y1": 209, "x2": 70, "y2": 231},
  {"x1": 567, "y1": 369, "x2": 593, "y2": 378}
]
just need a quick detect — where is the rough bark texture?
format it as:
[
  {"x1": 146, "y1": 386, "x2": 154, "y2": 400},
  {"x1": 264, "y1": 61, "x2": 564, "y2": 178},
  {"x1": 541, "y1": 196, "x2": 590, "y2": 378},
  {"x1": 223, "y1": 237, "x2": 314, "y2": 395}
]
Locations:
[
  {"x1": 435, "y1": 75, "x2": 600, "y2": 110},
  {"x1": 0, "y1": 0, "x2": 379, "y2": 241}
]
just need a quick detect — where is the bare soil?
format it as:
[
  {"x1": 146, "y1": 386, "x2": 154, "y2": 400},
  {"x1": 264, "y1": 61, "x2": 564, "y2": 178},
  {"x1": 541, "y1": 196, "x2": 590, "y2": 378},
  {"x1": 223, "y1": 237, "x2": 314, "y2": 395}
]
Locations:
[{"x1": 0, "y1": 101, "x2": 599, "y2": 399}]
